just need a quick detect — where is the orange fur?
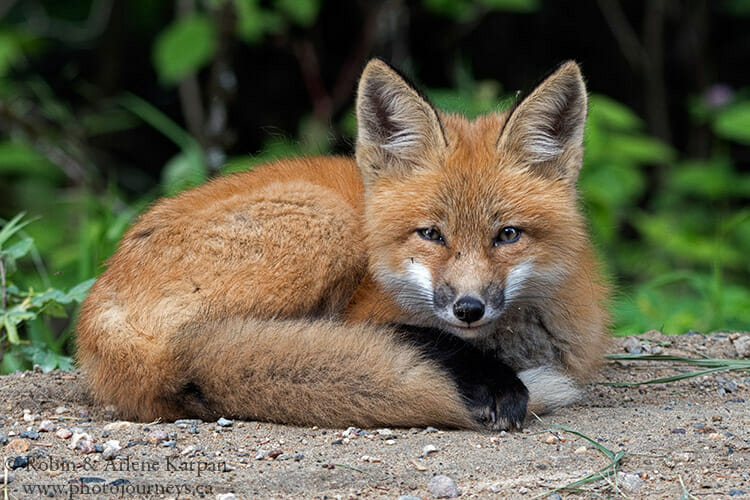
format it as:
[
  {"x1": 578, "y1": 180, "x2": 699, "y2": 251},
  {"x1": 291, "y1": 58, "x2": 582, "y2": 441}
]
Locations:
[{"x1": 76, "y1": 60, "x2": 609, "y2": 427}]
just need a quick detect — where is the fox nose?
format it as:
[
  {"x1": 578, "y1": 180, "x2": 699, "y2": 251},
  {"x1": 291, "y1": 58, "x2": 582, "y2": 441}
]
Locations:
[{"x1": 453, "y1": 296, "x2": 485, "y2": 324}]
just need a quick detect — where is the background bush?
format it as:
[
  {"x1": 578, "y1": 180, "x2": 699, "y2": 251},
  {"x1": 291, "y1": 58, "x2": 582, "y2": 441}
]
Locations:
[{"x1": 0, "y1": 0, "x2": 748, "y2": 372}]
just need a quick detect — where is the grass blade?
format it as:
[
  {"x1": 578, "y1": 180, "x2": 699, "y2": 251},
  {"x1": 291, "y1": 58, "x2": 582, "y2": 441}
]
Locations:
[{"x1": 603, "y1": 353, "x2": 750, "y2": 385}]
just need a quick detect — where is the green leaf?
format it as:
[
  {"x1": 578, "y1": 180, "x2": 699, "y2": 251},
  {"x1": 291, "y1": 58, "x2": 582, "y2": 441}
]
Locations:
[
  {"x1": 64, "y1": 278, "x2": 96, "y2": 303},
  {"x1": 588, "y1": 94, "x2": 643, "y2": 131},
  {"x1": 0, "y1": 140, "x2": 60, "y2": 179},
  {"x1": 120, "y1": 93, "x2": 196, "y2": 150},
  {"x1": 2, "y1": 237, "x2": 33, "y2": 262},
  {"x1": 713, "y1": 101, "x2": 750, "y2": 144},
  {"x1": 580, "y1": 162, "x2": 645, "y2": 208},
  {"x1": 161, "y1": 147, "x2": 208, "y2": 196},
  {"x1": 275, "y1": 0, "x2": 320, "y2": 26},
  {"x1": 608, "y1": 135, "x2": 675, "y2": 164},
  {"x1": 422, "y1": 0, "x2": 476, "y2": 20},
  {"x1": 152, "y1": 14, "x2": 218, "y2": 85},
  {"x1": 3, "y1": 316, "x2": 20, "y2": 343},
  {"x1": 0, "y1": 212, "x2": 31, "y2": 247},
  {"x1": 668, "y1": 159, "x2": 735, "y2": 199},
  {"x1": 19, "y1": 344, "x2": 74, "y2": 372},
  {"x1": 234, "y1": 0, "x2": 283, "y2": 43},
  {"x1": 479, "y1": 0, "x2": 539, "y2": 12},
  {"x1": 1, "y1": 350, "x2": 26, "y2": 374},
  {"x1": 0, "y1": 31, "x2": 22, "y2": 76}
]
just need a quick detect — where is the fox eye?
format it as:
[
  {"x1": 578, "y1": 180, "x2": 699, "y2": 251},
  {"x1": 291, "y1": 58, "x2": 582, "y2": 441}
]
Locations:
[
  {"x1": 494, "y1": 226, "x2": 522, "y2": 245},
  {"x1": 417, "y1": 227, "x2": 445, "y2": 245}
]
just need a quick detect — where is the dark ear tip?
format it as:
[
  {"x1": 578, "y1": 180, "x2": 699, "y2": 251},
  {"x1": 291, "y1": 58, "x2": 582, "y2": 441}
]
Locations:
[
  {"x1": 555, "y1": 60, "x2": 584, "y2": 82},
  {"x1": 362, "y1": 58, "x2": 394, "y2": 78}
]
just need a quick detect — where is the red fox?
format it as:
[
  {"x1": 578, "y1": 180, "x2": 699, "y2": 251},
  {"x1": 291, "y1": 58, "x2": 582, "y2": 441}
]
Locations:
[{"x1": 76, "y1": 59, "x2": 609, "y2": 431}]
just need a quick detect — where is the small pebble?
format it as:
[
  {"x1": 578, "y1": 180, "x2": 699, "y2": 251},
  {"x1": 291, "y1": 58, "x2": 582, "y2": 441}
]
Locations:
[
  {"x1": 38, "y1": 420, "x2": 56, "y2": 432},
  {"x1": 175, "y1": 419, "x2": 202, "y2": 426},
  {"x1": 216, "y1": 494, "x2": 238, "y2": 500},
  {"x1": 428, "y1": 475, "x2": 459, "y2": 498},
  {"x1": 544, "y1": 434, "x2": 558, "y2": 444},
  {"x1": 617, "y1": 472, "x2": 644, "y2": 493},
  {"x1": 342, "y1": 427, "x2": 360, "y2": 438},
  {"x1": 189, "y1": 426, "x2": 199, "y2": 434},
  {"x1": 217, "y1": 417, "x2": 233, "y2": 427},
  {"x1": 77, "y1": 439, "x2": 96, "y2": 454},
  {"x1": 6, "y1": 439, "x2": 30, "y2": 453},
  {"x1": 548, "y1": 495, "x2": 562, "y2": 500},
  {"x1": 11, "y1": 456, "x2": 29, "y2": 469},
  {"x1": 422, "y1": 444, "x2": 438, "y2": 455},
  {"x1": 731, "y1": 335, "x2": 750, "y2": 358},
  {"x1": 293, "y1": 453, "x2": 304, "y2": 461},
  {"x1": 103, "y1": 421, "x2": 131, "y2": 431},
  {"x1": 19, "y1": 430, "x2": 39, "y2": 440},
  {"x1": 623, "y1": 337, "x2": 643, "y2": 354},
  {"x1": 385, "y1": 439, "x2": 396, "y2": 445},
  {"x1": 55, "y1": 407, "x2": 69, "y2": 414},
  {"x1": 729, "y1": 489, "x2": 747, "y2": 496},
  {"x1": 162, "y1": 440, "x2": 177, "y2": 447},
  {"x1": 377, "y1": 428, "x2": 393, "y2": 438},
  {"x1": 147, "y1": 430, "x2": 169, "y2": 444},
  {"x1": 56, "y1": 429, "x2": 73, "y2": 439},
  {"x1": 94, "y1": 444, "x2": 104, "y2": 453},
  {"x1": 267, "y1": 449, "x2": 284, "y2": 459},
  {"x1": 519, "y1": 487, "x2": 529, "y2": 494},
  {"x1": 79, "y1": 477, "x2": 105, "y2": 484},
  {"x1": 397, "y1": 496, "x2": 422, "y2": 500},
  {"x1": 573, "y1": 446, "x2": 587, "y2": 454},
  {"x1": 330, "y1": 439, "x2": 344, "y2": 445},
  {"x1": 102, "y1": 440, "x2": 121, "y2": 460},
  {"x1": 424, "y1": 427, "x2": 438, "y2": 433},
  {"x1": 720, "y1": 380, "x2": 739, "y2": 394}
]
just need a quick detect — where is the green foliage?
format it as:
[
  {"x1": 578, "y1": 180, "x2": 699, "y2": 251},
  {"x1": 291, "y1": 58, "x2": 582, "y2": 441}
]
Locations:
[
  {"x1": 580, "y1": 94, "x2": 750, "y2": 335},
  {"x1": 1, "y1": 214, "x2": 94, "y2": 373},
  {"x1": 153, "y1": 14, "x2": 218, "y2": 85},
  {"x1": 423, "y1": 0, "x2": 539, "y2": 20},
  {"x1": 713, "y1": 101, "x2": 750, "y2": 144},
  {"x1": 119, "y1": 93, "x2": 208, "y2": 195}
]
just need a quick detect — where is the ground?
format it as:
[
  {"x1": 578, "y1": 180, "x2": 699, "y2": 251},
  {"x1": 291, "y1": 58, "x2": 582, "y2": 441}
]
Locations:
[{"x1": 1, "y1": 332, "x2": 748, "y2": 500}]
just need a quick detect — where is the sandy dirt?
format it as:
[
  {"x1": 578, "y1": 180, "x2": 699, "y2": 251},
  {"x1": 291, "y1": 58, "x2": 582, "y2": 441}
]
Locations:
[{"x1": 1, "y1": 331, "x2": 748, "y2": 500}]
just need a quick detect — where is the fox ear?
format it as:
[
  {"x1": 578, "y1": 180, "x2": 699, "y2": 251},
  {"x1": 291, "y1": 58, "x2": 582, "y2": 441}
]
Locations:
[
  {"x1": 497, "y1": 61, "x2": 588, "y2": 182},
  {"x1": 356, "y1": 59, "x2": 447, "y2": 187}
]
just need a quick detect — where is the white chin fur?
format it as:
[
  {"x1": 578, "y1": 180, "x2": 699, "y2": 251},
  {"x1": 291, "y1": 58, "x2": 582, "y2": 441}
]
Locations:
[{"x1": 518, "y1": 366, "x2": 581, "y2": 415}]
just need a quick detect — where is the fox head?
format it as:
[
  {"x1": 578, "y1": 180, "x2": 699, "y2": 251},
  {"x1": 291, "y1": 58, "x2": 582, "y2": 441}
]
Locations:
[{"x1": 355, "y1": 59, "x2": 592, "y2": 339}]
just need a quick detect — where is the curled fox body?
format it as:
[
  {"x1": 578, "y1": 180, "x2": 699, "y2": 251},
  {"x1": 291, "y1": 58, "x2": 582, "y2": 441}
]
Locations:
[{"x1": 76, "y1": 59, "x2": 609, "y2": 430}]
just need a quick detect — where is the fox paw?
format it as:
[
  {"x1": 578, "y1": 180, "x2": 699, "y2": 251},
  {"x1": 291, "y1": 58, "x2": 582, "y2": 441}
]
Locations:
[{"x1": 463, "y1": 375, "x2": 529, "y2": 431}]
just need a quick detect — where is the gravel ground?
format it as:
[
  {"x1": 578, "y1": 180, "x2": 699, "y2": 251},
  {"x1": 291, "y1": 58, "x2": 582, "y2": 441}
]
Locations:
[{"x1": 1, "y1": 331, "x2": 748, "y2": 500}]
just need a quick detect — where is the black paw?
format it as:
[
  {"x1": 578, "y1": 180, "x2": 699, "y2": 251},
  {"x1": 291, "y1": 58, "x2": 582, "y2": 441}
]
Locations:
[
  {"x1": 393, "y1": 324, "x2": 529, "y2": 431},
  {"x1": 462, "y1": 375, "x2": 529, "y2": 431}
]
